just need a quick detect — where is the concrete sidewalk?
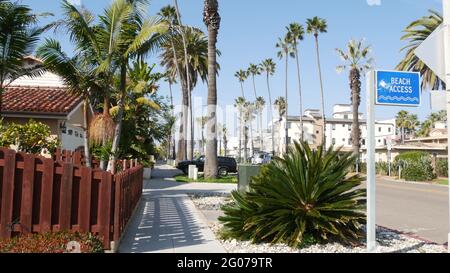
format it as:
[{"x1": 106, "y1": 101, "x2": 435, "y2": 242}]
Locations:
[{"x1": 118, "y1": 165, "x2": 236, "y2": 253}]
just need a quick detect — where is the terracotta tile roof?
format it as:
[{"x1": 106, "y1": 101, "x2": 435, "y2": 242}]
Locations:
[{"x1": 1, "y1": 86, "x2": 82, "y2": 116}]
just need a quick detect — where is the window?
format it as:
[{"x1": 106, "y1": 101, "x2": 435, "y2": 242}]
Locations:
[
  {"x1": 342, "y1": 138, "x2": 346, "y2": 143},
  {"x1": 332, "y1": 124, "x2": 336, "y2": 130},
  {"x1": 75, "y1": 131, "x2": 79, "y2": 137},
  {"x1": 388, "y1": 127, "x2": 392, "y2": 133},
  {"x1": 362, "y1": 139, "x2": 366, "y2": 146},
  {"x1": 384, "y1": 139, "x2": 387, "y2": 146},
  {"x1": 378, "y1": 139, "x2": 381, "y2": 143},
  {"x1": 332, "y1": 138, "x2": 336, "y2": 145},
  {"x1": 378, "y1": 127, "x2": 382, "y2": 133},
  {"x1": 344, "y1": 115, "x2": 349, "y2": 119},
  {"x1": 68, "y1": 130, "x2": 73, "y2": 136},
  {"x1": 342, "y1": 124, "x2": 346, "y2": 128},
  {"x1": 287, "y1": 122, "x2": 292, "y2": 129},
  {"x1": 348, "y1": 138, "x2": 352, "y2": 145},
  {"x1": 348, "y1": 125, "x2": 352, "y2": 131}
]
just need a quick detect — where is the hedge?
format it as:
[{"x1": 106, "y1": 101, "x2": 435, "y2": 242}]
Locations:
[{"x1": 0, "y1": 231, "x2": 104, "y2": 253}]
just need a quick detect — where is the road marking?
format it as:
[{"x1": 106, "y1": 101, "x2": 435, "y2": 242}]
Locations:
[{"x1": 378, "y1": 182, "x2": 448, "y2": 197}]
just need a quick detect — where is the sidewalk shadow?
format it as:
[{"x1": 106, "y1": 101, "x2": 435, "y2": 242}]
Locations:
[{"x1": 118, "y1": 196, "x2": 212, "y2": 253}]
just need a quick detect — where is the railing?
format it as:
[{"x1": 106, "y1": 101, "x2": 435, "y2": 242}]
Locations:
[{"x1": 0, "y1": 147, "x2": 143, "y2": 250}]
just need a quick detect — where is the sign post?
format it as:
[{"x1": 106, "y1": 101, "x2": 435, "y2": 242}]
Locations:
[
  {"x1": 366, "y1": 70, "x2": 421, "y2": 253},
  {"x1": 443, "y1": 0, "x2": 450, "y2": 253}
]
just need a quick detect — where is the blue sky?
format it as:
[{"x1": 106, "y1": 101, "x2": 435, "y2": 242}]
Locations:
[{"x1": 24, "y1": 0, "x2": 443, "y2": 123}]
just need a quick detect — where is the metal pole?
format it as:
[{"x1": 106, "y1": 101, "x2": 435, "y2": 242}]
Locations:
[
  {"x1": 443, "y1": 0, "x2": 450, "y2": 253},
  {"x1": 366, "y1": 71, "x2": 377, "y2": 252}
]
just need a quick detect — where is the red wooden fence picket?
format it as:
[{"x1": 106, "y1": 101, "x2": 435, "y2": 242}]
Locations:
[{"x1": 0, "y1": 147, "x2": 143, "y2": 250}]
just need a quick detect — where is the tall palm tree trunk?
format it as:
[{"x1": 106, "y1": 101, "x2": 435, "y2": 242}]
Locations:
[
  {"x1": 168, "y1": 80, "x2": 175, "y2": 159},
  {"x1": 244, "y1": 124, "x2": 248, "y2": 163},
  {"x1": 83, "y1": 98, "x2": 91, "y2": 168},
  {"x1": 174, "y1": 0, "x2": 193, "y2": 160},
  {"x1": 108, "y1": 63, "x2": 127, "y2": 174},
  {"x1": 252, "y1": 75, "x2": 260, "y2": 152},
  {"x1": 294, "y1": 45, "x2": 304, "y2": 141},
  {"x1": 187, "y1": 88, "x2": 194, "y2": 160},
  {"x1": 170, "y1": 38, "x2": 184, "y2": 161},
  {"x1": 177, "y1": 82, "x2": 189, "y2": 161},
  {"x1": 239, "y1": 114, "x2": 243, "y2": 162},
  {"x1": 203, "y1": 0, "x2": 220, "y2": 179},
  {"x1": 315, "y1": 35, "x2": 326, "y2": 146},
  {"x1": 100, "y1": 94, "x2": 111, "y2": 170},
  {"x1": 266, "y1": 74, "x2": 275, "y2": 156},
  {"x1": 284, "y1": 55, "x2": 289, "y2": 153},
  {"x1": 350, "y1": 68, "x2": 361, "y2": 159}
]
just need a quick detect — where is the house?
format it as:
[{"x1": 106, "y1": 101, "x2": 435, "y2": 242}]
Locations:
[{"x1": 1, "y1": 57, "x2": 94, "y2": 151}]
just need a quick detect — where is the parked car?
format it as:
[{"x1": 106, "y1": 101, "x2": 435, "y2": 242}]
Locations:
[
  {"x1": 177, "y1": 156, "x2": 238, "y2": 176},
  {"x1": 251, "y1": 152, "x2": 273, "y2": 165}
]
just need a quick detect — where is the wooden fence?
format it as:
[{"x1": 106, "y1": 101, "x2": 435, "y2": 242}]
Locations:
[
  {"x1": 53, "y1": 149, "x2": 135, "y2": 172},
  {"x1": 0, "y1": 147, "x2": 143, "y2": 250}
]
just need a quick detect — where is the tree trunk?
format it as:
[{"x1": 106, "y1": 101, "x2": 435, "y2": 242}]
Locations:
[
  {"x1": 238, "y1": 113, "x2": 242, "y2": 162},
  {"x1": 259, "y1": 110, "x2": 263, "y2": 153},
  {"x1": 174, "y1": 0, "x2": 192, "y2": 161},
  {"x1": 266, "y1": 73, "x2": 275, "y2": 156},
  {"x1": 187, "y1": 87, "x2": 194, "y2": 160},
  {"x1": 203, "y1": 0, "x2": 220, "y2": 179},
  {"x1": 284, "y1": 55, "x2": 289, "y2": 154},
  {"x1": 107, "y1": 63, "x2": 127, "y2": 174},
  {"x1": 315, "y1": 35, "x2": 326, "y2": 146},
  {"x1": 224, "y1": 135, "x2": 228, "y2": 157},
  {"x1": 177, "y1": 81, "x2": 189, "y2": 161},
  {"x1": 350, "y1": 68, "x2": 361, "y2": 159},
  {"x1": 168, "y1": 81, "x2": 175, "y2": 160},
  {"x1": 294, "y1": 44, "x2": 304, "y2": 141},
  {"x1": 244, "y1": 124, "x2": 248, "y2": 163},
  {"x1": 83, "y1": 98, "x2": 91, "y2": 168},
  {"x1": 100, "y1": 92, "x2": 111, "y2": 170}
]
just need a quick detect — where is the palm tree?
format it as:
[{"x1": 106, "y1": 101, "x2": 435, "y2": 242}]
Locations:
[
  {"x1": 255, "y1": 96, "x2": 266, "y2": 152},
  {"x1": 203, "y1": 0, "x2": 221, "y2": 178},
  {"x1": 235, "y1": 97, "x2": 246, "y2": 163},
  {"x1": 274, "y1": 97, "x2": 286, "y2": 156},
  {"x1": 276, "y1": 35, "x2": 294, "y2": 153},
  {"x1": 336, "y1": 39, "x2": 374, "y2": 159},
  {"x1": 0, "y1": 1, "x2": 51, "y2": 116},
  {"x1": 163, "y1": 72, "x2": 176, "y2": 159},
  {"x1": 396, "y1": 111, "x2": 419, "y2": 143},
  {"x1": 160, "y1": 27, "x2": 211, "y2": 161},
  {"x1": 248, "y1": 63, "x2": 261, "y2": 153},
  {"x1": 260, "y1": 59, "x2": 276, "y2": 155},
  {"x1": 248, "y1": 63, "x2": 261, "y2": 99},
  {"x1": 235, "y1": 69, "x2": 248, "y2": 98},
  {"x1": 37, "y1": 40, "x2": 100, "y2": 167},
  {"x1": 159, "y1": 5, "x2": 181, "y2": 160},
  {"x1": 306, "y1": 16, "x2": 328, "y2": 145},
  {"x1": 173, "y1": 0, "x2": 196, "y2": 161},
  {"x1": 102, "y1": 0, "x2": 168, "y2": 173},
  {"x1": 57, "y1": 0, "x2": 122, "y2": 169},
  {"x1": 287, "y1": 22, "x2": 305, "y2": 141},
  {"x1": 241, "y1": 101, "x2": 254, "y2": 163},
  {"x1": 222, "y1": 125, "x2": 228, "y2": 156},
  {"x1": 396, "y1": 10, "x2": 445, "y2": 90}
]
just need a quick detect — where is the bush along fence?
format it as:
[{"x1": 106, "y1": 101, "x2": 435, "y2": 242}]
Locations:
[{"x1": 0, "y1": 147, "x2": 143, "y2": 250}]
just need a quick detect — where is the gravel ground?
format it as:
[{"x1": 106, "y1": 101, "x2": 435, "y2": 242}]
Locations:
[{"x1": 190, "y1": 194, "x2": 448, "y2": 253}]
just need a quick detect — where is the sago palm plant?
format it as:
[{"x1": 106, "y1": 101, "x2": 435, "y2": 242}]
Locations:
[{"x1": 219, "y1": 141, "x2": 366, "y2": 247}]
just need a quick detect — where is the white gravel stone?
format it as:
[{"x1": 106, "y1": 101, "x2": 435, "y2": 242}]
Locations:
[{"x1": 191, "y1": 194, "x2": 448, "y2": 254}]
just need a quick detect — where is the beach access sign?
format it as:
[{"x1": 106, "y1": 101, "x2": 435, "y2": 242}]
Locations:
[{"x1": 375, "y1": 70, "x2": 421, "y2": 107}]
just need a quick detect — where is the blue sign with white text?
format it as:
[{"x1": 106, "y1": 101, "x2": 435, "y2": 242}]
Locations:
[{"x1": 376, "y1": 70, "x2": 421, "y2": 107}]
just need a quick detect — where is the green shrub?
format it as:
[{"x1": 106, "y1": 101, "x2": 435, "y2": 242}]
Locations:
[
  {"x1": 219, "y1": 141, "x2": 366, "y2": 247},
  {"x1": 436, "y1": 159, "x2": 448, "y2": 178},
  {"x1": 395, "y1": 152, "x2": 435, "y2": 181},
  {"x1": 0, "y1": 119, "x2": 59, "y2": 154},
  {"x1": 0, "y1": 231, "x2": 104, "y2": 253}
]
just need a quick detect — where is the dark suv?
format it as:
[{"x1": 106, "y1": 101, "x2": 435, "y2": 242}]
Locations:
[{"x1": 177, "y1": 156, "x2": 237, "y2": 176}]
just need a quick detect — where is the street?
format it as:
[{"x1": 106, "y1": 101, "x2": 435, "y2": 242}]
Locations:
[{"x1": 374, "y1": 178, "x2": 449, "y2": 245}]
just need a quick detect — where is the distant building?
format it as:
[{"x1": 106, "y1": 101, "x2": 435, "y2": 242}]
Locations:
[
  {"x1": 1, "y1": 56, "x2": 94, "y2": 151},
  {"x1": 272, "y1": 104, "x2": 396, "y2": 158}
]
